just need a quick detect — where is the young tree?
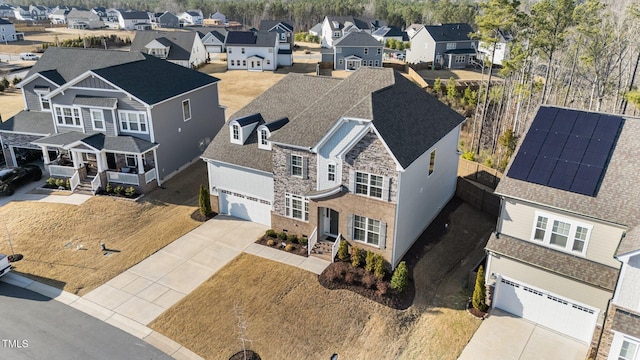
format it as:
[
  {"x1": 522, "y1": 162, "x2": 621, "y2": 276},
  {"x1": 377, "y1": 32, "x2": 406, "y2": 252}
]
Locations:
[
  {"x1": 390, "y1": 261, "x2": 409, "y2": 292},
  {"x1": 446, "y1": 76, "x2": 457, "y2": 104},
  {"x1": 472, "y1": 265, "x2": 489, "y2": 312},
  {"x1": 337, "y1": 239, "x2": 348, "y2": 261},
  {"x1": 198, "y1": 184, "x2": 212, "y2": 216}
]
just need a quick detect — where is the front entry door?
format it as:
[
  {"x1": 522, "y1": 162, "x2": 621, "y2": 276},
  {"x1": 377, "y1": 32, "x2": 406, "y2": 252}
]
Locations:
[{"x1": 323, "y1": 208, "x2": 339, "y2": 236}]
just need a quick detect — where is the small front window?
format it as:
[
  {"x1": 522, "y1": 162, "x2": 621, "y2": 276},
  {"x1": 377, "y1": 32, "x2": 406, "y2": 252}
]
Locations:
[
  {"x1": 364, "y1": 48, "x2": 368, "y2": 55},
  {"x1": 232, "y1": 125, "x2": 239, "y2": 140},
  {"x1": 550, "y1": 220, "x2": 570, "y2": 247},
  {"x1": 353, "y1": 215, "x2": 380, "y2": 246},
  {"x1": 377, "y1": 48, "x2": 382, "y2": 55},
  {"x1": 91, "y1": 109, "x2": 105, "y2": 131},
  {"x1": 241, "y1": 48, "x2": 245, "y2": 54},
  {"x1": 328, "y1": 163, "x2": 336, "y2": 182},
  {"x1": 355, "y1": 171, "x2": 383, "y2": 199},
  {"x1": 260, "y1": 129, "x2": 268, "y2": 146},
  {"x1": 429, "y1": 150, "x2": 436, "y2": 175},
  {"x1": 291, "y1": 154, "x2": 303, "y2": 177},
  {"x1": 38, "y1": 93, "x2": 50, "y2": 111},
  {"x1": 182, "y1": 99, "x2": 191, "y2": 121},
  {"x1": 446, "y1": 42, "x2": 456, "y2": 50},
  {"x1": 534, "y1": 216, "x2": 547, "y2": 241},
  {"x1": 455, "y1": 55, "x2": 465, "y2": 63}
]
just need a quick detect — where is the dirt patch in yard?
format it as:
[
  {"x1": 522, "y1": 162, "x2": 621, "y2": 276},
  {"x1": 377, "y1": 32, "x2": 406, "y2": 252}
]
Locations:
[
  {"x1": 0, "y1": 161, "x2": 207, "y2": 296},
  {"x1": 0, "y1": 28, "x2": 135, "y2": 53},
  {"x1": 150, "y1": 198, "x2": 496, "y2": 359}
]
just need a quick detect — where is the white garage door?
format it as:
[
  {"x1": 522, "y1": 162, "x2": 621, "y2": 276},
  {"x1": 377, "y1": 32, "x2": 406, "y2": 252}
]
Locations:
[
  {"x1": 218, "y1": 190, "x2": 271, "y2": 226},
  {"x1": 494, "y1": 276, "x2": 598, "y2": 343}
]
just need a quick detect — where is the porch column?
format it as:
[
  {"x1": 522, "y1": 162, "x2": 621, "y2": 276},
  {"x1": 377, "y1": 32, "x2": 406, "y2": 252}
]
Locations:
[
  {"x1": 137, "y1": 153, "x2": 144, "y2": 174},
  {"x1": 96, "y1": 151, "x2": 105, "y2": 173},
  {"x1": 71, "y1": 150, "x2": 81, "y2": 169},
  {"x1": 40, "y1": 145, "x2": 50, "y2": 165}
]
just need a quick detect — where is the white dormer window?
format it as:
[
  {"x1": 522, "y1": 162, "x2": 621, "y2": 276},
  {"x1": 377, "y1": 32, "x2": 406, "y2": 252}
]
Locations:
[
  {"x1": 258, "y1": 128, "x2": 271, "y2": 150},
  {"x1": 260, "y1": 129, "x2": 268, "y2": 145},
  {"x1": 232, "y1": 124, "x2": 240, "y2": 140}
]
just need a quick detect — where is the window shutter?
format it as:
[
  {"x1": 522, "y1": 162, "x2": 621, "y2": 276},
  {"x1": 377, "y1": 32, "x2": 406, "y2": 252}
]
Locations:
[
  {"x1": 303, "y1": 156, "x2": 309, "y2": 179},
  {"x1": 379, "y1": 222, "x2": 387, "y2": 249},
  {"x1": 349, "y1": 169, "x2": 355, "y2": 193},
  {"x1": 286, "y1": 154, "x2": 291, "y2": 176},
  {"x1": 382, "y1": 176, "x2": 390, "y2": 201},
  {"x1": 346, "y1": 213, "x2": 353, "y2": 239}
]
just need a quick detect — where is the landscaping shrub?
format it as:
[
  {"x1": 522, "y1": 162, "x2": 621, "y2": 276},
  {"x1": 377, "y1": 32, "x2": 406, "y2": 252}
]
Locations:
[
  {"x1": 351, "y1": 246, "x2": 362, "y2": 267},
  {"x1": 266, "y1": 239, "x2": 275, "y2": 246},
  {"x1": 265, "y1": 229, "x2": 277, "y2": 238},
  {"x1": 125, "y1": 186, "x2": 136, "y2": 197},
  {"x1": 344, "y1": 271, "x2": 356, "y2": 284},
  {"x1": 12, "y1": 77, "x2": 22, "y2": 86},
  {"x1": 472, "y1": 265, "x2": 489, "y2": 312},
  {"x1": 55, "y1": 178, "x2": 65, "y2": 188},
  {"x1": 45, "y1": 177, "x2": 56, "y2": 186},
  {"x1": 365, "y1": 251, "x2": 376, "y2": 272},
  {"x1": 1, "y1": 77, "x2": 9, "y2": 89},
  {"x1": 105, "y1": 183, "x2": 112, "y2": 193},
  {"x1": 298, "y1": 236, "x2": 308, "y2": 246},
  {"x1": 114, "y1": 185, "x2": 124, "y2": 195},
  {"x1": 373, "y1": 255, "x2": 385, "y2": 280},
  {"x1": 287, "y1": 234, "x2": 298, "y2": 243},
  {"x1": 65, "y1": 179, "x2": 71, "y2": 189},
  {"x1": 376, "y1": 281, "x2": 389, "y2": 296},
  {"x1": 337, "y1": 240, "x2": 348, "y2": 261},
  {"x1": 284, "y1": 244, "x2": 294, "y2": 252},
  {"x1": 391, "y1": 261, "x2": 409, "y2": 292},
  {"x1": 326, "y1": 266, "x2": 342, "y2": 282},
  {"x1": 198, "y1": 184, "x2": 211, "y2": 215},
  {"x1": 362, "y1": 273, "x2": 376, "y2": 289},
  {"x1": 277, "y1": 232, "x2": 287, "y2": 240}
]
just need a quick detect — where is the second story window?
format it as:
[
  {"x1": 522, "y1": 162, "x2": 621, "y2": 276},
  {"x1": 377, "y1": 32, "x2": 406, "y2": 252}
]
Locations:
[
  {"x1": 182, "y1": 99, "x2": 191, "y2": 121},
  {"x1": 241, "y1": 47, "x2": 245, "y2": 54},
  {"x1": 531, "y1": 212, "x2": 592, "y2": 256},
  {"x1": 90, "y1": 109, "x2": 105, "y2": 131},
  {"x1": 328, "y1": 163, "x2": 336, "y2": 182},
  {"x1": 260, "y1": 129, "x2": 268, "y2": 146},
  {"x1": 429, "y1": 150, "x2": 436, "y2": 175},
  {"x1": 54, "y1": 106, "x2": 81, "y2": 127},
  {"x1": 355, "y1": 171, "x2": 383, "y2": 199},
  {"x1": 291, "y1": 154, "x2": 303, "y2": 177},
  {"x1": 118, "y1": 111, "x2": 148, "y2": 134},
  {"x1": 232, "y1": 124, "x2": 240, "y2": 140},
  {"x1": 364, "y1": 48, "x2": 368, "y2": 55},
  {"x1": 377, "y1": 48, "x2": 382, "y2": 55},
  {"x1": 446, "y1": 42, "x2": 456, "y2": 50}
]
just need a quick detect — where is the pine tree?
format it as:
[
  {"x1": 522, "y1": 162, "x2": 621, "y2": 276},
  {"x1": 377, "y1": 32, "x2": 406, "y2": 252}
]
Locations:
[
  {"x1": 472, "y1": 265, "x2": 489, "y2": 312},
  {"x1": 199, "y1": 184, "x2": 212, "y2": 216},
  {"x1": 391, "y1": 261, "x2": 409, "y2": 292}
]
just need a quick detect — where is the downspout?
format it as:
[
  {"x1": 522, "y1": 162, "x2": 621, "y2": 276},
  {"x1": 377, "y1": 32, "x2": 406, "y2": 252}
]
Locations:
[
  {"x1": 593, "y1": 253, "x2": 624, "y2": 357},
  {"x1": 391, "y1": 169, "x2": 402, "y2": 270}
]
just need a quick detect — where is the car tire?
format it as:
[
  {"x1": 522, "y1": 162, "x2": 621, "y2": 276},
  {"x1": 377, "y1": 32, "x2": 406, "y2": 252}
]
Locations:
[{"x1": 5, "y1": 188, "x2": 14, "y2": 196}]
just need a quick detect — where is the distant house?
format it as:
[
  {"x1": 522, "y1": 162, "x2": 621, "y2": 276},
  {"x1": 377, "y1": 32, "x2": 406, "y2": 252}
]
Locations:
[
  {"x1": 1, "y1": 47, "x2": 225, "y2": 194},
  {"x1": 333, "y1": 32, "x2": 383, "y2": 71},
  {"x1": 91, "y1": 7, "x2": 107, "y2": 20},
  {"x1": 154, "y1": 11, "x2": 180, "y2": 29},
  {"x1": 258, "y1": 20, "x2": 294, "y2": 66},
  {"x1": 130, "y1": 31, "x2": 207, "y2": 68},
  {"x1": 320, "y1": 16, "x2": 381, "y2": 48},
  {"x1": 117, "y1": 10, "x2": 151, "y2": 30},
  {"x1": 13, "y1": 6, "x2": 32, "y2": 21},
  {"x1": 371, "y1": 26, "x2": 408, "y2": 44},
  {"x1": 29, "y1": 5, "x2": 49, "y2": 20},
  {"x1": 178, "y1": 10, "x2": 203, "y2": 26},
  {"x1": 67, "y1": 9, "x2": 104, "y2": 29},
  {"x1": 49, "y1": 8, "x2": 69, "y2": 24},
  {"x1": 477, "y1": 30, "x2": 512, "y2": 66},
  {"x1": 209, "y1": 11, "x2": 226, "y2": 25},
  {"x1": 406, "y1": 23, "x2": 477, "y2": 68},
  {"x1": 201, "y1": 29, "x2": 227, "y2": 53},
  {"x1": 405, "y1": 24, "x2": 423, "y2": 39},
  {"x1": 308, "y1": 23, "x2": 322, "y2": 37},
  {"x1": 0, "y1": 4, "x2": 15, "y2": 18},
  {"x1": 225, "y1": 31, "x2": 279, "y2": 71},
  {"x1": 0, "y1": 18, "x2": 21, "y2": 42}
]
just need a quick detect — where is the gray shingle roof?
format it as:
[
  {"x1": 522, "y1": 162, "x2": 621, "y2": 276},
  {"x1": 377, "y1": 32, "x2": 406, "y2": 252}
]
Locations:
[
  {"x1": 234, "y1": 113, "x2": 262, "y2": 126},
  {"x1": 326, "y1": 16, "x2": 371, "y2": 31},
  {"x1": 0, "y1": 18, "x2": 12, "y2": 25},
  {"x1": 259, "y1": 20, "x2": 293, "y2": 32},
  {"x1": 0, "y1": 111, "x2": 54, "y2": 135},
  {"x1": 119, "y1": 11, "x2": 149, "y2": 20},
  {"x1": 333, "y1": 31, "x2": 381, "y2": 47},
  {"x1": 130, "y1": 31, "x2": 200, "y2": 61},
  {"x1": 225, "y1": 31, "x2": 277, "y2": 47},
  {"x1": 33, "y1": 132, "x2": 156, "y2": 153},
  {"x1": 425, "y1": 23, "x2": 474, "y2": 42},
  {"x1": 496, "y1": 106, "x2": 640, "y2": 254},
  {"x1": 486, "y1": 233, "x2": 619, "y2": 291}
]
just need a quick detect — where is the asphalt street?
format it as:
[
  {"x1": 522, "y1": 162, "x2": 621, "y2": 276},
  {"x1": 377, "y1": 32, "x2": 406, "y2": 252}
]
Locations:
[{"x1": 0, "y1": 282, "x2": 172, "y2": 360}]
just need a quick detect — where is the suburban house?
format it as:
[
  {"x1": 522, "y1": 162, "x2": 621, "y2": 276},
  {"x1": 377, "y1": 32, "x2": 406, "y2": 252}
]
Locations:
[
  {"x1": 91, "y1": 7, "x2": 107, "y2": 21},
  {"x1": 13, "y1": 5, "x2": 33, "y2": 21},
  {"x1": 201, "y1": 67, "x2": 464, "y2": 268},
  {"x1": 477, "y1": 30, "x2": 511, "y2": 67},
  {"x1": 130, "y1": 31, "x2": 207, "y2": 68},
  {"x1": 371, "y1": 25, "x2": 408, "y2": 44},
  {"x1": 485, "y1": 106, "x2": 639, "y2": 350},
  {"x1": 0, "y1": 47, "x2": 225, "y2": 194},
  {"x1": 0, "y1": 18, "x2": 21, "y2": 42},
  {"x1": 208, "y1": 11, "x2": 226, "y2": 26},
  {"x1": 201, "y1": 29, "x2": 227, "y2": 53},
  {"x1": 178, "y1": 10, "x2": 203, "y2": 26},
  {"x1": 0, "y1": 4, "x2": 15, "y2": 18},
  {"x1": 258, "y1": 20, "x2": 294, "y2": 66},
  {"x1": 49, "y1": 8, "x2": 69, "y2": 24},
  {"x1": 225, "y1": 31, "x2": 280, "y2": 71},
  {"x1": 320, "y1": 16, "x2": 377, "y2": 48},
  {"x1": 66, "y1": 9, "x2": 104, "y2": 29},
  {"x1": 308, "y1": 23, "x2": 322, "y2": 37},
  {"x1": 117, "y1": 10, "x2": 151, "y2": 30},
  {"x1": 332, "y1": 31, "x2": 383, "y2": 71},
  {"x1": 405, "y1": 24, "x2": 423, "y2": 39},
  {"x1": 406, "y1": 23, "x2": 477, "y2": 68},
  {"x1": 153, "y1": 11, "x2": 180, "y2": 29},
  {"x1": 29, "y1": 5, "x2": 49, "y2": 20}
]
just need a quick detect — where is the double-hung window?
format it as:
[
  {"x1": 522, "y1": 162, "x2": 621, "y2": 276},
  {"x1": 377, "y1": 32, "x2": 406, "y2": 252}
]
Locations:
[
  {"x1": 90, "y1": 109, "x2": 105, "y2": 131},
  {"x1": 428, "y1": 150, "x2": 436, "y2": 175},
  {"x1": 446, "y1": 42, "x2": 456, "y2": 50},
  {"x1": 355, "y1": 171, "x2": 383, "y2": 199},
  {"x1": 353, "y1": 215, "x2": 381, "y2": 246},
  {"x1": 291, "y1": 154, "x2": 303, "y2": 177},
  {"x1": 118, "y1": 111, "x2": 148, "y2": 134},
  {"x1": 232, "y1": 124, "x2": 240, "y2": 140},
  {"x1": 531, "y1": 212, "x2": 592, "y2": 256},
  {"x1": 35, "y1": 88, "x2": 50, "y2": 112},
  {"x1": 260, "y1": 129, "x2": 268, "y2": 146},
  {"x1": 54, "y1": 106, "x2": 81, "y2": 127},
  {"x1": 619, "y1": 339, "x2": 639, "y2": 360},
  {"x1": 327, "y1": 163, "x2": 336, "y2": 182},
  {"x1": 182, "y1": 99, "x2": 191, "y2": 121},
  {"x1": 285, "y1": 193, "x2": 308, "y2": 221}
]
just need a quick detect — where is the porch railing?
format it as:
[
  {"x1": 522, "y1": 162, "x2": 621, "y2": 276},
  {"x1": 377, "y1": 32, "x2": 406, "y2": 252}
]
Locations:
[
  {"x1": 144, "y1": 168, "x2": 157, "y2": 184},
  {"x1": 91, "y1": 175, "x2": 101, "y2": 194},
  {"x1": 106, "y1": 171, "x2": 139, "y2": 186},
  {"x1": 49, "y1": 165, "x2": 76, "y2": 178},
  {"x1": 307, "y1": 227, "x2": 318, "y2": 257},
  {"x1": 70, "y1": 172, "x2": 80, "y2": 192},
  {"x1": 331, "y1": 234, "x2": 343, "y2": 263}
]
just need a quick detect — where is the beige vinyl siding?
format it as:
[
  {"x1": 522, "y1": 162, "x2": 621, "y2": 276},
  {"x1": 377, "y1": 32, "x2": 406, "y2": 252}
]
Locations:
[
  {"x1": 488, "y1": 255, "x2": 612, "y2": 324},
  {"x1": 499, "y1": 199, "x2": 623, "y2": 268}
]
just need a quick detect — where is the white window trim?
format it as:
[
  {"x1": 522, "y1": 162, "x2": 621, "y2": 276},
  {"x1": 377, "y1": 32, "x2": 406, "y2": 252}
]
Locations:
[
  {"x1": 291, "y1": 154, "x2": 303, "y2": 178},
  {"x1": 54, "y1": 105, "x2": 82, "y2": 128},
  {"x1": 530, "y1": 211, "x2": 592, "y2": 256},
  {"x1": 34, "y1": 88, "x2": 51, "y2": 112},
  {"x1": 327, "y1": 162, "x2": 336, "y2": 182},
  {"x1": 610, "y1": 332, "x2": 640, "y2": 360},
  {"x1": 125, "y1": 154, "x2": 138, "y2": 168},
  {"x1": 428, "y1": 149, "x2": 436, "y2": 176},
  {"x1": 90, "y1": 109, "x2": 105, "y2": 131},
  {"x1": 118, "y1": 110, "x2": 148, "y2": 134},
  {"x1": 355, "y1": 171, "x2": 383, "y2": 199},
  {"x1": 446, "y1": 42, "x2": 456, "y2": 50},
  {"x1": 182, "y1": 99, "x2": 191, "y2": 121},
  {"x1": 353, "y1": 215, "x2": 381, "y2": 246},
  {"x1": 285, "y1": 192, "x2": 309, "y2": 221}
]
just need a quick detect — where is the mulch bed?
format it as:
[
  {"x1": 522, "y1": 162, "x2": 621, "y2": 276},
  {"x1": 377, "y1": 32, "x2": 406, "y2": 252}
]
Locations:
[
  {"x1": 467, "y1": 301, "x2": 488, "y2": 319},
  {"x1": 318, "y1": 261, "x2": 414, "y2": 310},
  {"x1": 190, "y1": 210, "x2": 217, "y2": 222},
  {"x1": 255, "y1": 235, "x2": 308, "y2": 257},
  {"x1": 229, "y1": 350, "x2": 261, "y2": 360}
]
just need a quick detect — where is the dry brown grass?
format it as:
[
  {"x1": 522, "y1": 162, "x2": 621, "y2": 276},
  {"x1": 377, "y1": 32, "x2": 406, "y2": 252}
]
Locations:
[
  {"x1": 150, "y1": 202, "x2": 492, "y2": 360},
  {"x1": 0, "y1": 161, "x2": 207, "y2": 296},
  {"x1": 0, "y1": 89, "x2": 24, "y2": 120},
  {"x1": 0, "y1": 28, "x2": 135, "y2": 53}
]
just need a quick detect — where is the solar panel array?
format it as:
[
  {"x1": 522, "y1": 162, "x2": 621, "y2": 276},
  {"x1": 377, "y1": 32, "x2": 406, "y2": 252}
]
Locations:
[{"x1": 507, "y1": 107, "x2": 624, "y2": 197}]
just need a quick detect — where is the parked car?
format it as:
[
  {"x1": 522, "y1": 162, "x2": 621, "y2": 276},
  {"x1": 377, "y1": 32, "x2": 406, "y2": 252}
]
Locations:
[
  {"x1": 19, "y1": 52, "x2": 39, "y2": 61},
  {"x1": 0, "y1": 254, "x2": 10, "y2": 277},
  {"x1": 0, "y1": 165, "x2": 42, "y2": 196}
]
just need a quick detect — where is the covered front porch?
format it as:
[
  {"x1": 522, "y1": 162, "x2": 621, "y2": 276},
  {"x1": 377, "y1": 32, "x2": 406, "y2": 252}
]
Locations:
[{"x1": 32, "y1": 132, "x2": 159, "y2": 194}]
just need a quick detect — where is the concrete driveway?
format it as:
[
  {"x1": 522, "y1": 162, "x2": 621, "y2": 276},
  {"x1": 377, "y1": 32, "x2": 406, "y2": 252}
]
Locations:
[{"x1": 458, "y1": 308, "x2": 589, "y2": 360}]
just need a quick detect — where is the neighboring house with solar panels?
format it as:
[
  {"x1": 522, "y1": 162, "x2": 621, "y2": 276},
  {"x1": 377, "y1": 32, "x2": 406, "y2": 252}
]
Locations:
[
  {"x1": 0, "y1": 47, "x2": 225, "y2": 195},
  {"x1": 485, "y1": 106, "x2": 640, "y2": 352},
  {"x1": 202, "y1": 67, "x2": 464, "y2": 268}
]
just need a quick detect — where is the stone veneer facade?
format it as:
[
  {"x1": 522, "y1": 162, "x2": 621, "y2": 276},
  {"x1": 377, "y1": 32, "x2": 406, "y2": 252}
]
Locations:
[{"x1": 271, "y1": 131, "x2": 399, "y2": 265}]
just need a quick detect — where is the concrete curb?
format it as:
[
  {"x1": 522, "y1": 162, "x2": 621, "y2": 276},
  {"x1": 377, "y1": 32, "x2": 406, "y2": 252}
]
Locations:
[{"x1": 0, "y1": 272, "x2": 204, "y2": 360}]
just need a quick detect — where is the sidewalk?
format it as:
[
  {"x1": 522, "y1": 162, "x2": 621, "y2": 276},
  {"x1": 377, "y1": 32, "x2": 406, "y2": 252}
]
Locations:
[{"x1": 1, "y1": 215, "x2": 331, "y2": 359}]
